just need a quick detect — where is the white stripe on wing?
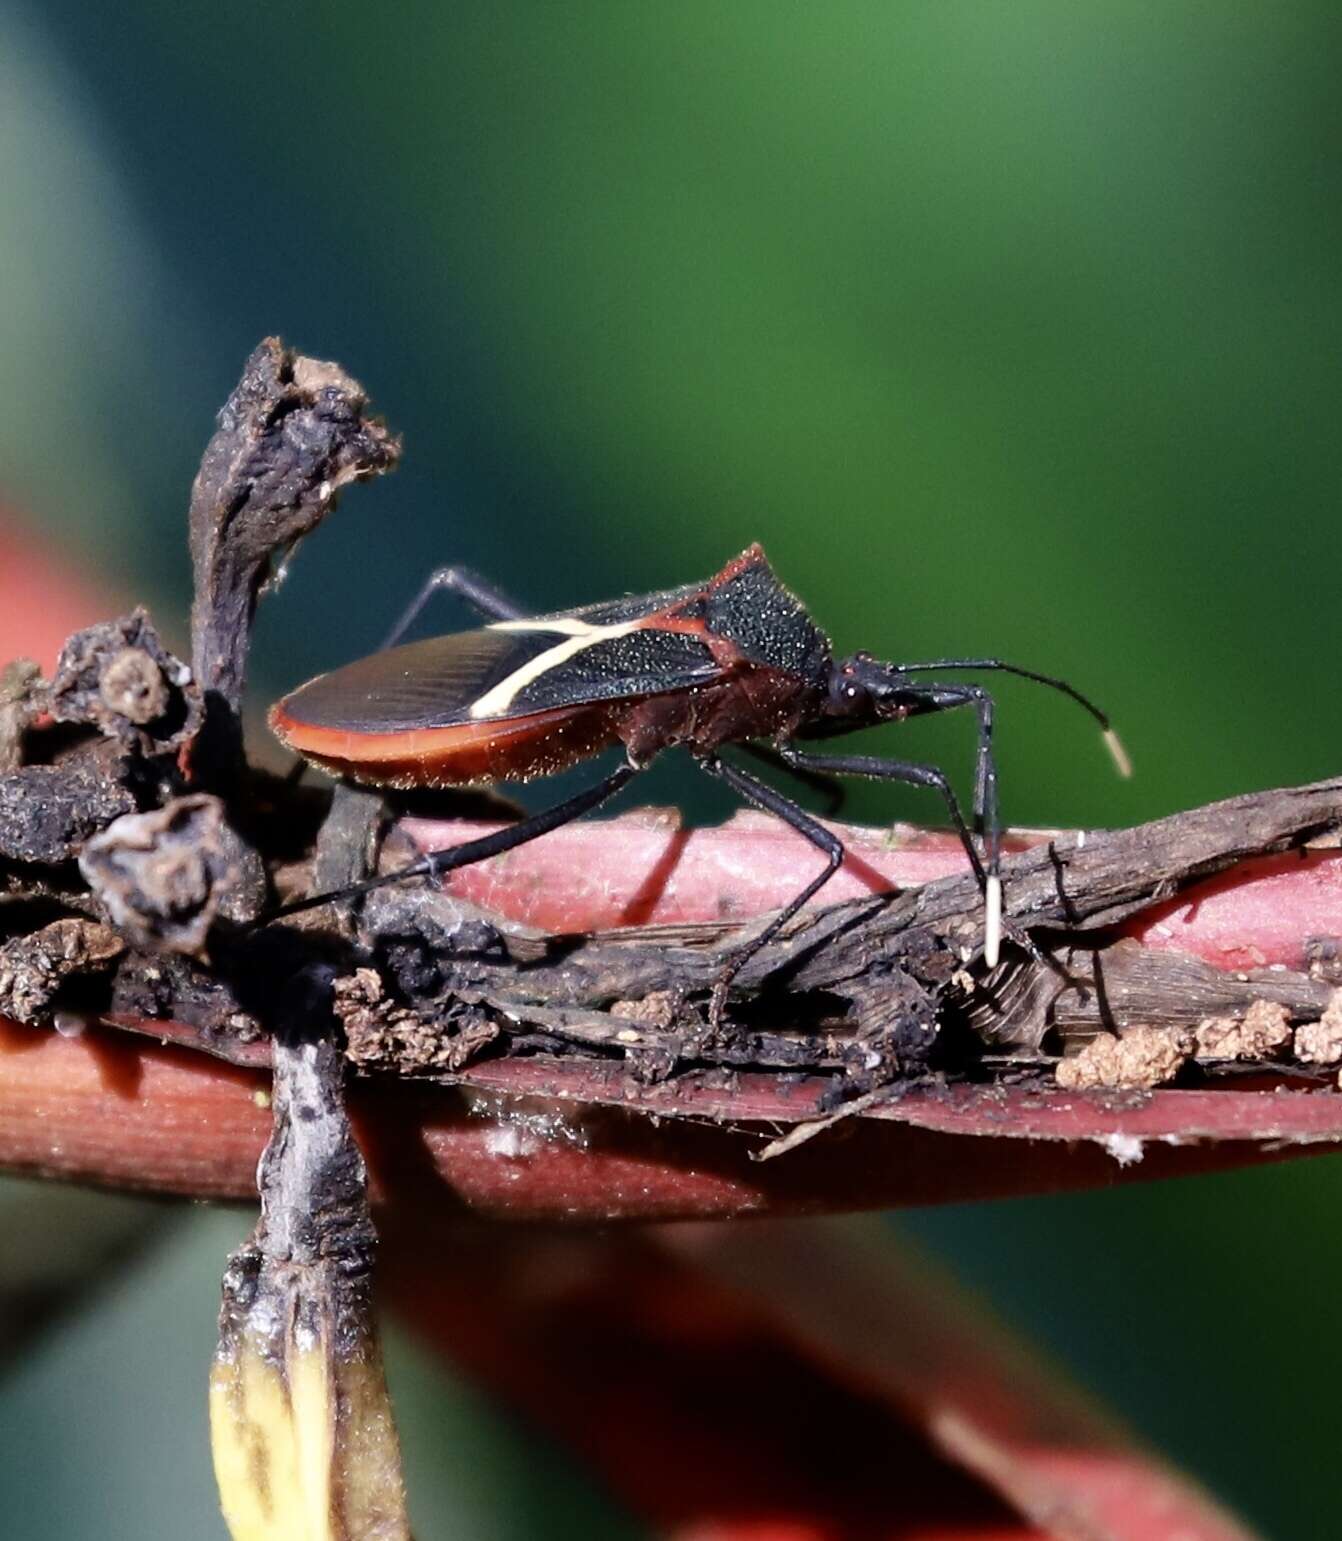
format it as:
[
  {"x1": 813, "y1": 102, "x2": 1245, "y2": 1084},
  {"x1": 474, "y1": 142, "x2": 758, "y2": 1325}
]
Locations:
[{"x1": 469, "y1": 618, "x2": 643, "y2": 719}]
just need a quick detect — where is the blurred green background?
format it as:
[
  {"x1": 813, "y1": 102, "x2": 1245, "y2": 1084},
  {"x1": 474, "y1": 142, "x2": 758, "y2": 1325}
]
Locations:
[{"x1": 2, "y1": 3, "x2": 1340, "y2": 1535}]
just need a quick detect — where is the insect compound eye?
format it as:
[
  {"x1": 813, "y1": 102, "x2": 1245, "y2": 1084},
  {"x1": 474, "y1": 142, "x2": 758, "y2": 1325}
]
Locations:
[{"x1": 828, "y1": 661, "x2": 872, "y2": 715}]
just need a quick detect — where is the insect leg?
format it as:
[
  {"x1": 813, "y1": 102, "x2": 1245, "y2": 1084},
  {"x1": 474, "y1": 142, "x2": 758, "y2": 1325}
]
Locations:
[
  {"x1": 382, "y1": 565, "x2": 527, "y2": 648},
  {"x1": 697, "y1": 754, "x2": 845, "y2": 1030},
  {"x1": 774, "y1": 745, "x2": 987, "y2": 886},
  {"x1": 774, "y1": 740, "x2": 1005, "y2": 966},
  {"x1": 895, "y1": 684, "x2": 998, "y2": 868},
  {"x1": 260, "y1": 760, "x2": 641, "y2": 924},
  {"x1": 736, "y1": 741, "x2": 847, "y2": 816},
  {"x1": 284, "y1": 567, "x2": 532, "y2": 790}
]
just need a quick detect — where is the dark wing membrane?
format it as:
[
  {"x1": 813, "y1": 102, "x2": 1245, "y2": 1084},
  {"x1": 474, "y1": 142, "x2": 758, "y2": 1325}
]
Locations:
[
  {"x1": 278, "y1": 623, "x2": 725, "y2": 734},
  {"x1": 534, "y1": 578, "x2": 706, "y2": 628},
  {"x1": 278, "y1": 628, "x2": 554, "y2": 734},
  {"x1": 502, "y1": 626, "x2": 722, "y2": 718}
]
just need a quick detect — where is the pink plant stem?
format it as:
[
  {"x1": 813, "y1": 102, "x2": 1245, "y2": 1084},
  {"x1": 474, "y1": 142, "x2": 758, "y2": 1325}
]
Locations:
[
  {"x1": 4, "y1": 977, "x2": 1341, "y2": 1221},
  {"x1": 5, "y1": 807, "x2": 1342, "y2": 1216},
  {"x1": 408, "y1": 810, "x2": 1342, "y2": 972}
]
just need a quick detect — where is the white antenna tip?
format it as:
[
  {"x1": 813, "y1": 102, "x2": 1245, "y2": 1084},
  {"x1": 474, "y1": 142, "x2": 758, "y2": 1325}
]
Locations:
[
  {"x1": 1102, "y1": 727, "x2": 1133, "y2": 780},
  {"x1": 983, "y1": 874, "x2": 1002, "y2": 969}
]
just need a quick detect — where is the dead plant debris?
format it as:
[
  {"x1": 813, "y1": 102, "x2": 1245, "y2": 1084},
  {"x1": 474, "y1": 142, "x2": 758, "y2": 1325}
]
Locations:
[
  {"x1": 187, "y1": 337, "x2": 401, "y2": 790},
  {"x1": 48, "y1": 609, "x2": 200, "y2": 753},
  {"x1": 1194, "y1": 1000, "x2": 1293, "y2": 1061},
  {"x1": 336, "y1": 966, "x2": 500, "y2": 1072},
  {"x1": 1056, "y1": 1027, "x2": 1195, "y2": 1092},
  {"x1": 1295, "y1": 992, "x2": 1342, "y2": 1065},
  {"x1": 0, "y1": 756, "x2": 137, "y2": 866},
  {"x1": 0, "y1": 918, "x2": 123, "y2": 1024},
  {"x1": 0, "y1": 336, "x2": 1340, "y2": 1126},
  {"x1": 79, "y1": 795, "x2": 236, "y2": 956}
]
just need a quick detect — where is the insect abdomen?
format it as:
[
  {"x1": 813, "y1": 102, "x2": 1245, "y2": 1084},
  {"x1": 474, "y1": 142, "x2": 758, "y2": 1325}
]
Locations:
[{"x1": 269, "y1": 700, "x2": 624, "y2": 789}]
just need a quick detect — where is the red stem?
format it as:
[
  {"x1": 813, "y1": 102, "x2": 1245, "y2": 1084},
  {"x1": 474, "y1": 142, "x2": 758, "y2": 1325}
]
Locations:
[
  {"x1": 410, "y1": 809, "x2": 1342, "y2": 972},
  {"x1": 4, "y1": 805, "x2": 1341, "y2": 1220}
]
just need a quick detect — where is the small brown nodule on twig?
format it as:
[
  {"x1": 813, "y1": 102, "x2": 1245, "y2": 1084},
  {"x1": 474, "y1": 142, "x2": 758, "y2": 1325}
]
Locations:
[
  {"x1": 335, "y1": 966, "x2": 500, "y2": 1072},
  {"x1": 0, "y1": 918, "x2": 123, "y2": 1025},
  {"x1": 1194, "y1": 1000, "x2": 1293, "y2": 1062},
  {"x1": 1295, "y1": 992, "x2": 1342, "y2": 1064},
  {"x1": 48, "y1": 610, "x2": 200, "y2": 754},
  {"x1": 79, "y1": 795, "x2": 237, "y2": 955}
]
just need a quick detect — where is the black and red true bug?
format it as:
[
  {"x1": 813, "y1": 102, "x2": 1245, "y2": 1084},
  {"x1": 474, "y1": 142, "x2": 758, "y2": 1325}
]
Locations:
[{"x1": 270, "y1": 544, "x2": 1128, "y2": 1006}]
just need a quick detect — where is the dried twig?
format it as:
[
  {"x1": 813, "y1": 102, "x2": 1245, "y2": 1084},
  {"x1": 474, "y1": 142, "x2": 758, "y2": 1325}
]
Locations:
[
  {"x1": 211, "y1": 1018, "x2": 409, "y2": 1538},
  {"x1": 188, "y1": 338, "x2": 400, "y2": 788}
]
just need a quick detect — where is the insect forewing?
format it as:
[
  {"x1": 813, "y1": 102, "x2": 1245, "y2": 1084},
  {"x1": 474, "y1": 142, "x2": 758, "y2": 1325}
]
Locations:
[{"x1": 277, "y1": 616, "x2": 724, "y2": 735}]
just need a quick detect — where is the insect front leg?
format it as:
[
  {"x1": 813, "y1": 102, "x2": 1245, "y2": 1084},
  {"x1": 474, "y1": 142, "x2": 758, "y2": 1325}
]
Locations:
[
  {"x1": 774, "y1": 743, "x2": 986, "y2": 885},
  {"x1": 773, "y1": 740, "x2": 1008, "y2": 967},
  {"x1": 897, "y1": 683, "x2": 999, "y2": 871}
]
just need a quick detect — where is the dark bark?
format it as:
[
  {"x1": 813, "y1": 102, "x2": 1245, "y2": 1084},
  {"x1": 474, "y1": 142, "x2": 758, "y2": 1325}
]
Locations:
[{"x1": 187, "y1": 338, "x2": 400, "y2": 789}]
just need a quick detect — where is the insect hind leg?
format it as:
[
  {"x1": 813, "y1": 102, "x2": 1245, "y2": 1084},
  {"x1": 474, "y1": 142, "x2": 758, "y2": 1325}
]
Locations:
[
  {"x1": 259, "y1": 760, "x2": 640, "y2": 924},
  {"x1": 382, "y1": 564, "x2": 527, "y2": 648},
  {"x1": 283, "y1": 565, "x2": 529, "y2": 790}
]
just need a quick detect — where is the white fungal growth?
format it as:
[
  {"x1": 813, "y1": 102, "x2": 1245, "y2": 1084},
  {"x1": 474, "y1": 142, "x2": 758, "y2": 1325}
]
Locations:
[{"x1": 1100, "y1": 1133, "x2": 1145, "y2": 1167}]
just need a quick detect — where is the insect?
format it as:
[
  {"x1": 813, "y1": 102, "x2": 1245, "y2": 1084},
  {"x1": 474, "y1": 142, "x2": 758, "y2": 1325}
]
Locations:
[{"x1": 270, "y1": 545, "x2": 1128, "y2": 1014}]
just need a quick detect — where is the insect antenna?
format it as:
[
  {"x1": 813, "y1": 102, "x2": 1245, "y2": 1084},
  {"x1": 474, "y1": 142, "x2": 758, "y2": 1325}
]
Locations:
[{"x1": 893, "y1": 658, "x2": 1132, "y2": 779}]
